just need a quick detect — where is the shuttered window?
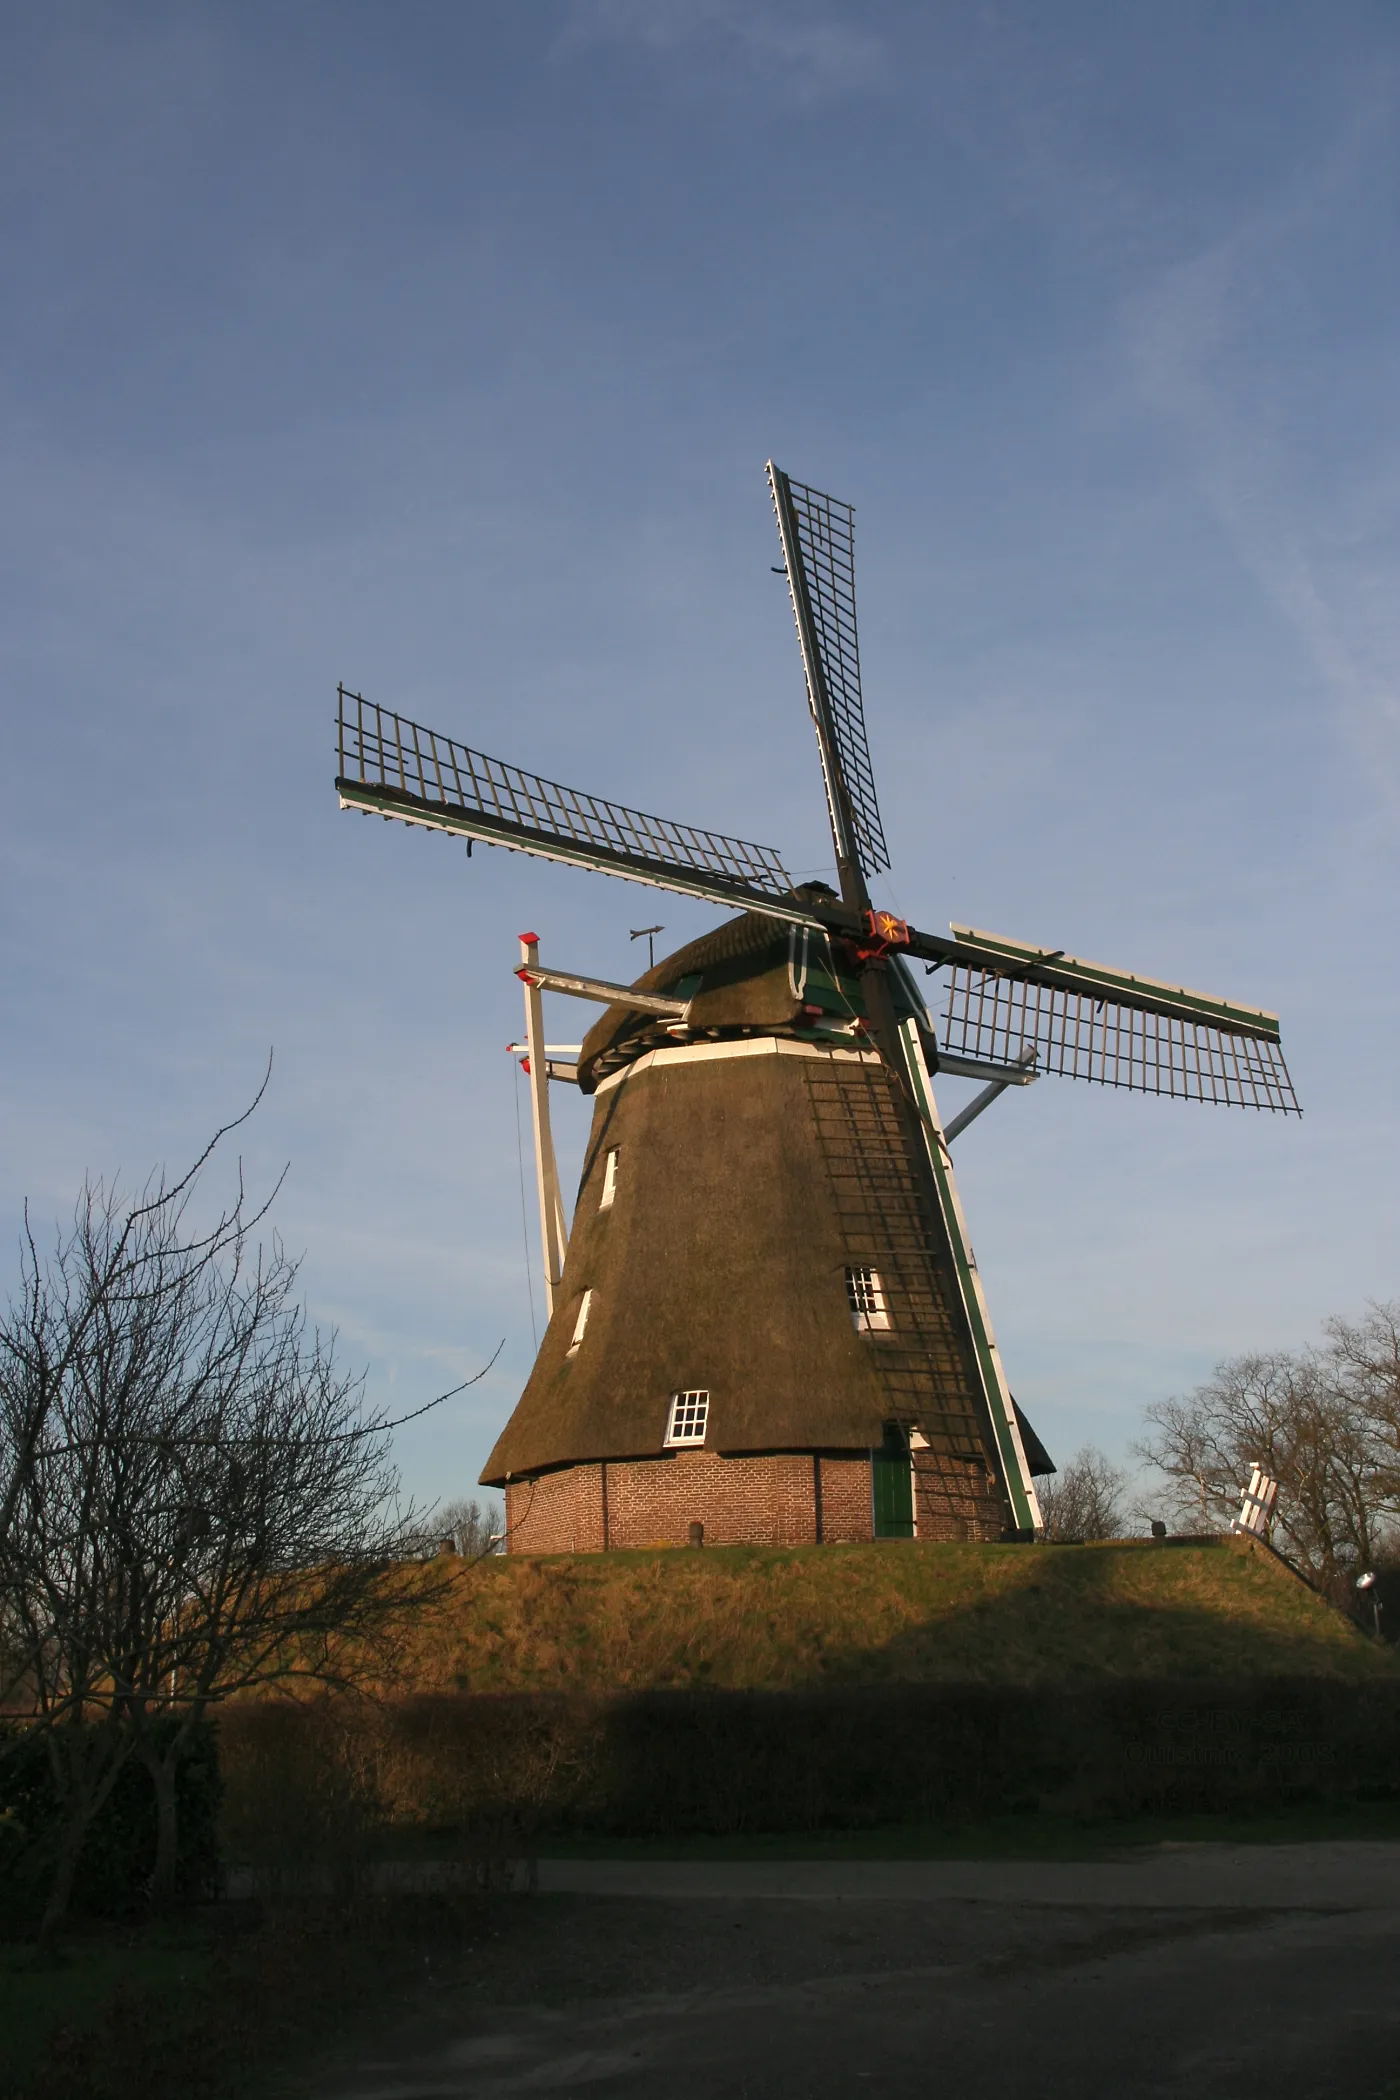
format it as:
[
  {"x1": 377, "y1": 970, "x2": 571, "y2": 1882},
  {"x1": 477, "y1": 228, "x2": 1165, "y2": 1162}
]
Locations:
[{"x1": 600, "y1": 1149, "x2": 620, "y2": 1210}]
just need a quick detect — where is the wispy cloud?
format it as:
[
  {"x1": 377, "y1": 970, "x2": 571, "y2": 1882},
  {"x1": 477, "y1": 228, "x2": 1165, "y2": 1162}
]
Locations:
[
  {"x1": 557, "y1": 0, "x2": 888, "y2": 105},
  {"x1": 1126, "y1": 120, "x2": 1400, "y2": 812}
]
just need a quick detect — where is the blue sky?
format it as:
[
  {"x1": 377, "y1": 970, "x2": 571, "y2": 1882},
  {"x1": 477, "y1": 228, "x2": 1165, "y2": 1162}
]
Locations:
[{"x1": 3, "y1": 2, "x2": 1397, "y2": 1510}]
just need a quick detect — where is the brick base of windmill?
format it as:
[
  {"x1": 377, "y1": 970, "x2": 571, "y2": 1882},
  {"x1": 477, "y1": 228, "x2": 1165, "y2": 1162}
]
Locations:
[{"x1": 505, "y1": 1448, "x2": 1004, "y2": 1555}]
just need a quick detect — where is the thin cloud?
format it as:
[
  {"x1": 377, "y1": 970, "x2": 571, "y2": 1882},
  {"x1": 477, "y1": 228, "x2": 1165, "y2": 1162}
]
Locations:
[
  {"x1": 1127, "y1": 180, "x2": 1400, "y2": 813},
  {"x1": 557, "y1": 0, "x2": 888, "y2": 104}
]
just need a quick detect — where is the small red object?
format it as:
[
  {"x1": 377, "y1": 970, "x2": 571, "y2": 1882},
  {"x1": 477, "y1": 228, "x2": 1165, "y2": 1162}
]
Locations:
[
  {"x1": 519, "y1": 931, "x2": 539, "y2": 944},
  {"x1": 868, "y1": 910, "x2": 909, "y2": 947},
  {"x1": 850, "y1": 910, "x2": 911, "y2": 962}
]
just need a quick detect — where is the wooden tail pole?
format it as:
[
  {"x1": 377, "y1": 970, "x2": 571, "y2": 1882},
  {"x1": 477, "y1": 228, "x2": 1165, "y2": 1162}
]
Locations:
[{"x1": 517, "y1": 933, "x2": 568, "y2": 1316}]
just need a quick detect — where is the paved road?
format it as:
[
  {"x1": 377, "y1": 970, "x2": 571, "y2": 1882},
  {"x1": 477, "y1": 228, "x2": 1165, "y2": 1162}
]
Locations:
[
  {"x1": 538, "y1": 1840, "x2": 1400, "y2": 1909},
  {"x1": 300, "y1": 1846, "x2": 1400, "y2": 2100}
]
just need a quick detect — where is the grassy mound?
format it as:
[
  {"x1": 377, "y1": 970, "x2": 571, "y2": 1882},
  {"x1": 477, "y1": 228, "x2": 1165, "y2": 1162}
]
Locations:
[
  {"x1": 396, "y1": 1537, "x2": 1393, "y2": 1694},
  {"x1": 215, "y1": 1545, "x2": 1398, "y2": 1855}
]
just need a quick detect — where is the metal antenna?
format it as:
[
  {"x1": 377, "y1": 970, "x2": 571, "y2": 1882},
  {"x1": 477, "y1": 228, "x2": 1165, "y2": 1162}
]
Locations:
[{"x1": 630, "y1": 924, "x2": 664, "y2": 969}]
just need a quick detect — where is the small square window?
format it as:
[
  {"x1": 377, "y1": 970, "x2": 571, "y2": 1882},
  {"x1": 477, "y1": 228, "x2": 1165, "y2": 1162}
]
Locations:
[
  {"x1": 665, "y1": 1390, "x2": 709, "y2": 1446},
  {"x1": 846, "y1": 1266, "x2": 891, "y2": 1333},
  {"x1": 566, "y1": 1289, "x2": 593, "y2": 1356},
  {"x1": 599, "y1": 1149, "x2": 619, "y2": 1210}
]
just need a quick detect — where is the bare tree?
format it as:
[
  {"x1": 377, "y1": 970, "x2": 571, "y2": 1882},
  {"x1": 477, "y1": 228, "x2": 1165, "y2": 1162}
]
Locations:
[
  {"x1": 423, "y1": 1497, "x2": 503, "y2": 1559},
  {"x1": 1136, "y1": 1329, "x2": 1399, "y2": 1584},
  {"x1": 1325, "y1": 1303, "x2": 1400, "y2": 1533},
  {"x1": 0, "y1": 1105, "x2": 491, "y2": 1937},
  {"x1": 1132, "y1": 1390, "x2": 1239, "y2": 1536},
  {"x1": 0, "y1": 1152, "x2": 231, "y2": 1932},
  {"x1": 1037, "y1": 1447, "x2": 1126, "y2": 1541}
]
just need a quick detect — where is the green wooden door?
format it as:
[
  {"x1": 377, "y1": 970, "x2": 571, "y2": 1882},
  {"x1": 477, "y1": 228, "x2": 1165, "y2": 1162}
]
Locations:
[{"x1": 872, "y1": 1426, "x2": 914, "y2": 1538}]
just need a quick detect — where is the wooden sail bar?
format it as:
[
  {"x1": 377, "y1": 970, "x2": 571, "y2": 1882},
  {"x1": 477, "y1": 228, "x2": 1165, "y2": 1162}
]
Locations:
[
  {"x1": 518, "y1": 935, "x2": 568, "y2": 1316},
  {"x1": 514, "y1": 963, "x2": 691, "y2": 1021}
]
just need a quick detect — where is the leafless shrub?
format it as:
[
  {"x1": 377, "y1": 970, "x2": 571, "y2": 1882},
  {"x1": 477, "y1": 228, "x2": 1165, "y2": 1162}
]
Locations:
[
  {"x1": 218, "y1": 1693, "x2": 559, "y2": 1899},
  {"x1": 217, "y1": 1697, "x2": 385, "y2": 1911},
  {"x1": 1037, "y1": 1447, "x2": 1127, "y2": 1541},
  {"x1": 0, "y1": 1089, "x2": 488, "y2": 1939}
]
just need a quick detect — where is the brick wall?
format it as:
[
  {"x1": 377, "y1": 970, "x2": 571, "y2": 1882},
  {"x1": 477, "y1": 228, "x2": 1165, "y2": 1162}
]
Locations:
[
  {"x1": 503, "y1": 1448, "x2": 1010, "y2": 1553},
  {"x1": 505, "y1": 1460, "x2": 606, "y2": 1555},
  {"x1": 814, "y1": 1454, "x2": 874, "y2": 1543},
  {"x1": 912, "y1": 1450, "x2": 1006, "y2": 1542},
  {"x1": 505, "y1": 1451, "x2": 877, "y2": 1554}
]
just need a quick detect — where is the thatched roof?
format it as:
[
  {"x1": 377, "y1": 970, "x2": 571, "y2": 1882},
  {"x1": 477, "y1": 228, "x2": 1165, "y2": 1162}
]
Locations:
[
  {"x1": 576, "y1": 887, "x2": 848, "y2": 1091},
  {"x1": 482, "y1": 910, "x2": 1025, "y2": 1492}
]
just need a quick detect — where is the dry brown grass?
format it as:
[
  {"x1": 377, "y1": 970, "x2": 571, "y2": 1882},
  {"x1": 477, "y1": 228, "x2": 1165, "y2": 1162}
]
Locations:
[
  {"x1": 378, "y1": 1537, "x2": 1394, "y2": 1696},
  {"x1": 212, "y1": 1542, "x2": 1399, "y2": 1866}
]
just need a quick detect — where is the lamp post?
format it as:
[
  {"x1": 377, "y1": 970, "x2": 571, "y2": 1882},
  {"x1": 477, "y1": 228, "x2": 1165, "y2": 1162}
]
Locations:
[{"x1": 1356, "y1": 1569, "x2": 1382, "y2": 1640}]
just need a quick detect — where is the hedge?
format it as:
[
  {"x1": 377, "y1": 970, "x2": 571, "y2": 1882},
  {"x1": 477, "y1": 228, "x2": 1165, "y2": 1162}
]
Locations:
[
  {"x1": 0, "y1": 1719, "x2": 222, "y2": 1919},
  {"x1": 219, "y1": 1678, "x2": 1400, "y2": 1851}
]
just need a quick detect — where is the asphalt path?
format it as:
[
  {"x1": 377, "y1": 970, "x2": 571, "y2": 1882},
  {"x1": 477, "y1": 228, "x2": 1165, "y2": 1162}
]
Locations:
[
  {"x1": 537, "y1": 1841, "x2": 1400, "y2": 1909},
  {"x1": 300, "y1": 1846, "x2": 1400, "y2": 2100}
]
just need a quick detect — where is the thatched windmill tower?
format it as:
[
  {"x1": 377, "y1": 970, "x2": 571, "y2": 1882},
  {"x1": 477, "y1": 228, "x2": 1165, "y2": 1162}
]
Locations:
[{"x1": 335, "y1": 465, "x2": 1299, "y2": 1552}]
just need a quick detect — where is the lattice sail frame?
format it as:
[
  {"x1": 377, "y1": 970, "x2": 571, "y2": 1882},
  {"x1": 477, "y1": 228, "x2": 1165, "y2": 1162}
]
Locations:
[
  {"x1": 938, "y1": 949, "x2": 1299, "y2": 1113},
  {"x1": 768, "y1": 465, "x2": 890, "y2": 877},
  {"x1": 335, "y1": 686, "x2": 807, "y2": 919}
]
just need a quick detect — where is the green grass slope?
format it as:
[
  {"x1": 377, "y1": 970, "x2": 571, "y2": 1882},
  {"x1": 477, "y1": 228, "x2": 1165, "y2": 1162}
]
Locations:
[{"x1": 402, "y1": 1538, "x2": 1395, "y2": 1693}]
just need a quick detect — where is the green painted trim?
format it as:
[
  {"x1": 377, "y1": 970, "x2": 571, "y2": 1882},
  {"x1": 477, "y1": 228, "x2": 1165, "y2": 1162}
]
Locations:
[
  {"x1": 946, "y1": 924, "x2": 1281, "y2": 1040},
  {"x1": 897, "y1": 1017, "x2": 1036, "y2": 1532},
  {"x1": 872, "y1": 1429, "x2": 915, "y2": 1538}
]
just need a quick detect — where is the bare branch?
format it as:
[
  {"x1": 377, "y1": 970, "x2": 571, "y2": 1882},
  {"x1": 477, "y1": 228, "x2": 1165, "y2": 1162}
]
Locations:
[{"x1": 0, "y1": 1092, "x2": 462, "y2": 1932}]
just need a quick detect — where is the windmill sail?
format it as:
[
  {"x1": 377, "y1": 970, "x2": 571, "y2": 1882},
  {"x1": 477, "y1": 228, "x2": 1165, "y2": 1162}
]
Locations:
[
  {"x1": 334, "y1": 686, "x2": 820, "y2": 924},
  {"x1": 333, "y1": 684, "x2": 1299, "y2": 1112},
  {"x1": 932, "y1": 926, "x2": 1299, "y2": 1114},
  {"x1": 768, "y1": 464, "x2": 890, "y2": 883}
]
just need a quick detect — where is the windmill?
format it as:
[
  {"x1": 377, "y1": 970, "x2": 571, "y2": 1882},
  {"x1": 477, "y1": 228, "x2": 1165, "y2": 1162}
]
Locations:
[{"x1": 335, "y1": 464, "x2": 1298, "y2": 1552}]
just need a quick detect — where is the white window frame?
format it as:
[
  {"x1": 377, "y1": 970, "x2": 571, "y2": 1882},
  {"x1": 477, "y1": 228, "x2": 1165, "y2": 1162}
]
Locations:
[
  {"x1": 566, "y1": 1289, "x2": 593, "y2": 1356},
  {"x1": 846, "y1": 1266, "x2": 891, "y2": 1333},
  {"x1": 599, "y1": 1148, "x2": 620, "y2": 1210},
  {"x1": 664, "y1": 1390, "x2": 709, "y2": 1446}
]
